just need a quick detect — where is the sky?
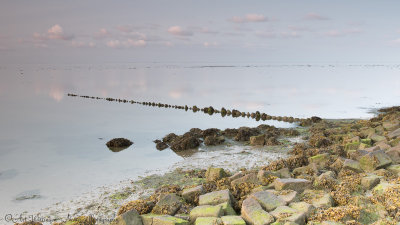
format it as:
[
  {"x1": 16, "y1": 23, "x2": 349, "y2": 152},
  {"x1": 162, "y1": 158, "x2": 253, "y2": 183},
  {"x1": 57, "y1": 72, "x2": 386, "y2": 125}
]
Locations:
[{"x1": 1, "y1": 0, "x2": 400, "y2": 64}]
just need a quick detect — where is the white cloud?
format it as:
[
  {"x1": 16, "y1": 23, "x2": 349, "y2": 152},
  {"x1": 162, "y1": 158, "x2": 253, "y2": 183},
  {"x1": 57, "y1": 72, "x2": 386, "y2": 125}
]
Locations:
[
  {"x1": 167, "y1": 26, "x2": 193, "y2": 36},
  {"x1": 106, "y1": 39, "x2": 146, "y2": 48},
  {"x1": 304, "y1": 13, "x2": 330, "y2": 21},
  {"x1": 33, "y1": 24, "x2": 74, "y2": 41},
  {"x1": 230, "y1": 14, "x2": 268, "y2": 23}
]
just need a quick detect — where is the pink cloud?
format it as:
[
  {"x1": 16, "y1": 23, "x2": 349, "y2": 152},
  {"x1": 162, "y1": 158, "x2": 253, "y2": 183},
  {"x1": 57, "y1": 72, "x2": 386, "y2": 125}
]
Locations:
[
  {"x1": 106, "y1": 39, "x2": 146, "y2": 48},
  {"x1": 304, "y1": 13, "x2": 330, "y2": 21},
  {"x1": 71, "y1": 41, "x2": 96, "y2": 48},
  {"x1": 203, "y1": 42, "x2": 218, "y2": 47},
  {"x1": 230, "y1": 14, "x2": 268, "y2": 23},
  {"x1": 94, "y1": 28, "x2": 111, "y2": 39},
  {"x1": 33, "y1": 24, "x2": 74, "y2": 41},
  {"x1": 167, "y1": 26, "x2": 193, "y2": 36}
]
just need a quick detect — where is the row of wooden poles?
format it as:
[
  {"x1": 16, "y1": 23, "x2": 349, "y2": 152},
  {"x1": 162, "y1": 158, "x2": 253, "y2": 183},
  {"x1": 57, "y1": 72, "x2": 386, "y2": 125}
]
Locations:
[{"x1": 67, "y1": 93, "x2": 308, "y2": 124}]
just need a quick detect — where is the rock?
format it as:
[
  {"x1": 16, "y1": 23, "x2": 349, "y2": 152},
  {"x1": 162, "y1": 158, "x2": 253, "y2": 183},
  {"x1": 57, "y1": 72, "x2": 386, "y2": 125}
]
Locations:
[
  {"x1": 156, "y1": 142, "x2": 168, "y2": 150},
  {"x1": 386, "y1": 146, "x2": 400, "y2": 163},
  {"x1": 251, "y1": 186, "x2": 270, "y2": 193},
  {"x1": 202, "y1": 128, "x2": 221, "y2": 138},
  {"x1": 369, "y1": 134, "x2": 386, "y2": 143},
  {"x1": 234, "y1": 127, "x2": 260, "y2": 142},
  {"x1": 195, "y1": 217, "x2": 222, "y2": 225},
  {"x1": 330, "y1": 157, "x2": 345, "y2": 173},
  {"x1": 199, "y1": 189, "x2": 233, "y2": 206},
  {"x1": 302, "y1": 190, "x2": 333, "y2": 209},
  {"x1": 218, "y1": 202, "x2": 237, "y2": 216},
  {"x1": 314, "y1": 171, "x2": 337, "y2": 188},
  {"x1": 342, "y1": 159, "x2": 363, "y2": 173},
  {"x1": 289, "y1": 202, "x2": 315, "y2": 219},
  {"x1": 204, "y1": 136, "x2": 225, "y2": 146},
  {"x1": 344, "y1": 142, "x2": 360, "y2": 151},
  {"x1": 250, "y1": 134, "x2": 266, "y2": 146},
  {"x1": 359, "y1": 150, "x2": 392, "y2": 171},
  {"x1": 257, "y1": 170, "x2": 279, "y2": 185},
  {"x1": 106, "y1": 138, "x2": 133, "y2": 151},
  {"x1": 152, "y1": 193, "x2": 183, "y2": 215},
  {"x1": 383, "y1": 121, "x2": 400, "y2": 131},
  {"x1": 361, "y1": 138, "x2": 372, "y2": 146},
  {"x1": 250, "y1": 191, "x2": 286, "y2": 211},
  {"x1": 221, "y1": 216, "x2": 246, "y2": 225},
  {"x1": 182, "y1": 185, "x2": 204, "y2": 203},
  {"x1": 241, "y1": 197, "x2": 275, "y2": 225},
  {"x1": 375, "y1": 141, "x2": 391, "y2": 151},
  {"x1": 388, "y1": 128, "x2": 400, "y2": 139},
  {"x1": 170, "y1": 136, "x2": 200, "y2": 151},
  {"x1": 111, "y1": 209, "x2": 143, "y2": 225},
  {"x1": 231, "y1": 173, "x2": 260, "y2": 186},
  {"x1": 372, "y1": 182, "x2": 396, "y2": 196},
  {"x1": 206, "y1": 168, "x2": 228, "y2": 182},
  {"x1": 347, "y1": 149, "x2": 368, "y2": 160},
  {"x1": 152, "y1": 215, "x2": 189, "y2": 225},
  {"x1": 268, "y1": 190, "x2": 298, "y2": 205},
  {"x1": 269, "y1": 206, "x2": 306, "y2": 225},
  {"x1": 229, "y1": 172, "x2": 244, "y2": 181},
  {"x1": 163, "y1": 133, "x2": 178, "y2": 143},
  {"x1": 189, "y1": 205, "x2": 223, "y2": 222},
  {"x1": 309, "y1": 153, "x2": 330, "y2": 169},
  {"x1": 386, "y1": 164, "x2": 400, "y2": 176},
  {"x1": 274, "y1": 178, "x2": 311, "y2": 193},
  {"x1": 276, "y1": 168, "x2": 291, "y2": 178},
  {"x1": 363, "y1": 146, "x2": 381, "y2": 152},
  {"x1": 361, "y1": 174, "x2": 381, "y2": 190}
]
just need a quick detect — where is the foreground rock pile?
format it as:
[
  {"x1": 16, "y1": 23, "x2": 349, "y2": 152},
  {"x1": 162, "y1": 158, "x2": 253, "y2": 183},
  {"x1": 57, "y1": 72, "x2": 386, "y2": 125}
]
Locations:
[{"x1": 22, "y1": 106, "x2": 400, "y2": 225}]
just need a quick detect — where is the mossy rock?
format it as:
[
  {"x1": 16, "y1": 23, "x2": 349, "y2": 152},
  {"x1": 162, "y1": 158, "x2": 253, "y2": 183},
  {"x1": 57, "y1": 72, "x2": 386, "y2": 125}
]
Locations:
[
  {"x1": 205, "y1": 167, "x2": 228, "y2": 182},
  {"x1": 345, "y1": 142, "x2": 360, "y2": 151},
  {"x1": 361, "y1": 138, "x2": 372, "y2": 145},
  {"x1": 194, "y1": 217, "x2": 222, "y2": 225}
]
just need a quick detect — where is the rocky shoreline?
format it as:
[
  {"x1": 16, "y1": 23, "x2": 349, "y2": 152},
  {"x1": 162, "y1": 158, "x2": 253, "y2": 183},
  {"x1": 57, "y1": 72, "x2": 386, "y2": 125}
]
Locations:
[{"x1": 16, "y1": 106, "x2": 400, "y2": 225}]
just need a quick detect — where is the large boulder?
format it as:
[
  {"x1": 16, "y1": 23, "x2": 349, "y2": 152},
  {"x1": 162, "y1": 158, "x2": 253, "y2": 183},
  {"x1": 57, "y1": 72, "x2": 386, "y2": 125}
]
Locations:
[
  {"x1": 221, "y1": 216, "x2": 246, "y2": 225},
  {"x1": 199, "y1": 189, "x2": 233, "y2": 206},
  {"x1": 189, "y1": 205, "x2": 223, "y2": 222},
  {"x1": 241, "y1": 197, "x2": 275, "y2": 225},
  {"x1": 231, "y1": 173, "x2": 260, "y2": 186},
  {"x1": 206, "y1": 168, "x2": 228, "y2": 182},
  {"x1": 182, "y1": 185, "x2": 204, "y2": 203},
  {"x1": 152, "y1": 193, "x2": 183, "y2": 215},
  {"x1": 269, "y1": 206, "x2": 306, "y2": 225},
  {"x1": 274, "y1": 178, "x2": 311, "y2": 193},
  {"x1": 309, "y1": 153, "x2": 330, "y2": 169},
  {"x1": 170, "y1": 136, "x2": 200, "y2": 151},
  {"x1": 361, "y1": 174, "x2": 381, "y2": 190},
  {"x1": 342, "y1": 159, "x2": 363, "y2": 173},
  {"x1": 359, "y1": 150, "x2": 392, "y2": 172},
  {"x1": 250, "y1": 134, "x2": 266, "y2": 146},
  {"x1": 111, "y1": 209, "x2": 143, "y2": 225},
  {"x1": 250, "y1": 191, "x2": 286, "y2": 212},
  {"x1": 386, "y1": 146, "x2": 400, "y2": 163},
  {"x1": 194, "y1": 217, "x2": 222, "y2": 225},
  {"x1": 289, "y1": 202, "x2": 315, "y2": 219},
  {"x1": 388, "y1": 128, "x2": 400, "y2": 139},
  {"x1": 302, "y1": 189, "x2": 333, "y2": 209}
]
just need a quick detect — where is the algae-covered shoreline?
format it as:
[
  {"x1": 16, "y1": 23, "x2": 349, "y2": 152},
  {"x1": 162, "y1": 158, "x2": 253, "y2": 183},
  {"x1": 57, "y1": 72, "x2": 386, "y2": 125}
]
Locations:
[{"x1": 13, "y1": 106, "x2": 400, "y2": 225}]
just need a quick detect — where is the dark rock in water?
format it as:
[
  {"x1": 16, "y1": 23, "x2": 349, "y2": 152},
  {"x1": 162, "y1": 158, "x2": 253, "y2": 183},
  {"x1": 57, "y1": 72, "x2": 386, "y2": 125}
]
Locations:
[
  {"x1": 202, "y1": 128, "x2": 221, "y2": 138},
  {"x1": 106, "y1": 138, "x2": 133, "y2": 152},
  {"x1": 223, "y1": 128, "x2": 238, "y2": 138},
  {"x1": 163, "y1": 133, "x2": 179, "y2": 143},
  {"x1": 170, "y1": 136, "x2": 200, "y2": 152},
  {"x1": 311, "y1": 116, "x2": 322, "y2": 123},
  {"x1": 156, "y1": 142, "x2": 169, "y2": 151},
  {"x1": 234, "y1": 127, "x2": 260, "y2": 141},
  {"x1": 204, "y1": 135, "x2": 225, "y2": 146},
  {"x1": 15, "y1": 189, "x2": 41, "y2": 201}
]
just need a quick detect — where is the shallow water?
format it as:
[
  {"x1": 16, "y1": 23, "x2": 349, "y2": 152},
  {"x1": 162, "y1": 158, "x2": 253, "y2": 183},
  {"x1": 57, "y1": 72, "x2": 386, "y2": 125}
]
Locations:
[{"x1": 0, "y1": 63, "x2": 399, "y2": 217}]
